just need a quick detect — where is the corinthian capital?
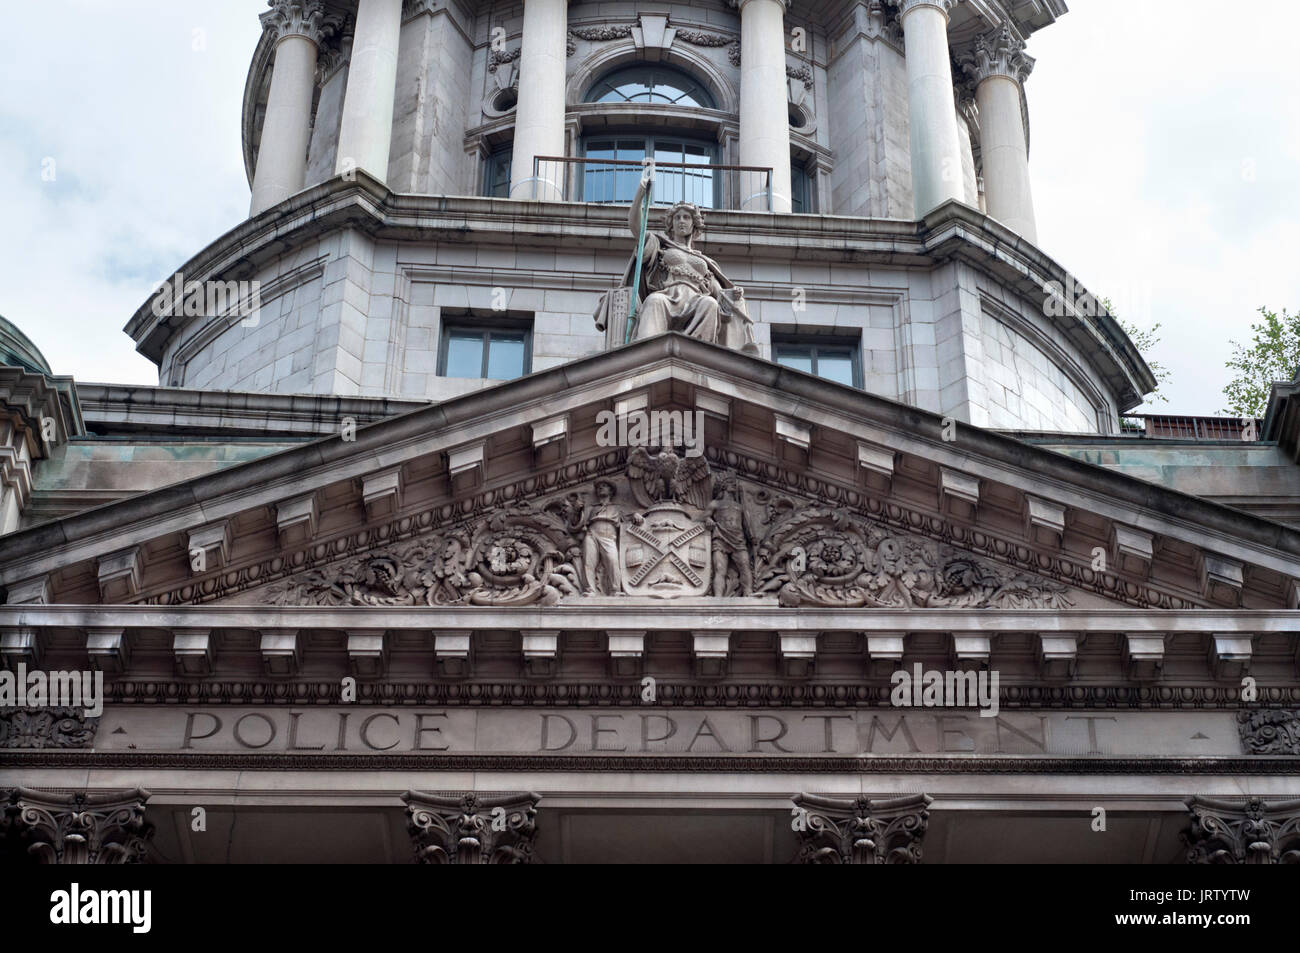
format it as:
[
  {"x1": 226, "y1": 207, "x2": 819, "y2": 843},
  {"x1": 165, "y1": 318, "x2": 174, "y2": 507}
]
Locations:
[
  {"x1": 1183, "y1": 796, "x2": 1300, "y2": 864},
  {"x1": 1, "y1": 787, "x2": 154, "y2": 864},
  {"x1": 957, "y1": 23, "x2": 1035, "y2": 85},
  {"x1": 260, "y1": 0, "x2": 342, "y2": 48},
  {"x1": 403, "y1": 791, "x2": 540, "y2": 864},
  {"x1": 793, "y1": 793, "x2": 933, "y2": 864},
  {"x1": 896, "y1": 0, "x2": 959, "y2": 19}
]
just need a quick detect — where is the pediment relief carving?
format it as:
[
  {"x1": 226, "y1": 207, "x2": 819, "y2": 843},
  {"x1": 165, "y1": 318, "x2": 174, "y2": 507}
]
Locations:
[{"x1": 252, "y1": 449, "x2": 1081, "y2": 610}]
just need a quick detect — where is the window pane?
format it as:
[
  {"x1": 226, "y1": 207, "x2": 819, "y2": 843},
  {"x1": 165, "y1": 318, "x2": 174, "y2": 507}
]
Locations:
[
  {"x1": 486, "y1": 333, "x2": 527, "y2": 380},
  {"x1": 816, "y1": 349, "x2": 855, "y2": 387},
  {"x1": 584, "y1": 67, "x2": 715, "y2": 109},
  {"x1": 774, "y1": 346, "x2": 814, "y2": 375},
  {"x1": 791, "y1": 162, "x2": 811, "y2": 214},
  {"x1": 445, "y1": 332, "x2": 485, "y2": 378}
]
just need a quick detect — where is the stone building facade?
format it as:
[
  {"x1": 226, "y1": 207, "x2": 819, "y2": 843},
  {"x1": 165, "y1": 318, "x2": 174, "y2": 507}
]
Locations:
[{"x1": 2, "y1": 0, "x2": 1299, "y2": 865}]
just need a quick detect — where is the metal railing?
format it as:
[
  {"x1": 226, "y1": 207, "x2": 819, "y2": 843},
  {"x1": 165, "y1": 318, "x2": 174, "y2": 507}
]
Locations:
[
  {"x1": 531, "y1": 156, "x2": 774, "y2": 211},
  {"x1": 1120, "y1": 415, "x2": 1264, "y2": 440}
]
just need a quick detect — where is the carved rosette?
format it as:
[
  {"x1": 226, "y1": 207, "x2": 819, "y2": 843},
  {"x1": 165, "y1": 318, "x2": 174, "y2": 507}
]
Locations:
[
  {"x1": 0, "y1": 707, "x2": 99, "y2": 749},
  {"x1": 1238, "y1": 709, "x2": 1300, "y2": 755},
  {"x1": 793, "y1": 793, "x2": 933, "y2": 864},
  {"x1": 403, "y1": 792, "x2": 540, "y2": 864},
  {"x1": 1, "y1": 788, "x2": 154, "y2": 864},
  {"x1": 1183, "y1": 796, "x2": 1300, "y2": 864},
  {"x1": 260, "y1": 0, "x2": 342, "y2": 48},
  {"x1": 957, "y1": 24, "x2": 1035, "y2": 86},
  {"x1": 756, "y1": 503, "x2": 1072, "y2": 609},
  {"x1": 266, "y1": 498, "x2": 581, "y2": 608}
]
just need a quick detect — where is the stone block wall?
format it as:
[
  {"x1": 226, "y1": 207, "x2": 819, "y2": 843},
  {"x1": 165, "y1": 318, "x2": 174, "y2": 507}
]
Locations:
[{"x1": 161, "y1": 216, "x2": 1117, "y2": 437}]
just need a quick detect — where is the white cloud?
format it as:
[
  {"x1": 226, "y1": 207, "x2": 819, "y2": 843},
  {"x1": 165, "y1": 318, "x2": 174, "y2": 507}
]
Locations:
[{"x1": 1028, "y1": 0, "x2": 1300, "y2": 414}]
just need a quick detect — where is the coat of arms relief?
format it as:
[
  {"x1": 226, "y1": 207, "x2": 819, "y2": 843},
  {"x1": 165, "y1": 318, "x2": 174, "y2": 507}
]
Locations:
[{"x1": 263, "y1": 450, "x2": 1073, "y2": 610}]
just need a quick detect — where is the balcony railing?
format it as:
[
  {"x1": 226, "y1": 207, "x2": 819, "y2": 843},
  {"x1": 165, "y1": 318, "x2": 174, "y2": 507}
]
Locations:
[{"x1": 530, "y1": 156, "x2": 774, "y2": 211}]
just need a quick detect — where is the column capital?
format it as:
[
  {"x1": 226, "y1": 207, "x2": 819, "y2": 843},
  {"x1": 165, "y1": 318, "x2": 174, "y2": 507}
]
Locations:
[
  {"x1": 260, "y1": 0, "x2": 342, "y2": 48},
  {"x1": 730, "y1": 0, "x2": 790, "y2": 11},
  {"x1": 896, "y1": 0, "x2": 959, "y2": 21},
  {"x1": 792, "y1": 793, "x2": 933, "y2": 864},
  {"x1": 402, "y1": 791, "x2": 540, "y2": 864},
  {"x1": 1, "y1": 787, "x2": 154, "y2": 864},
  {"x1": 957, "y1": 23, "x2": 1035, "y2": 86},
  {"x1": 1183, "y1": 795, "x2": 1300, "y2": 864}
]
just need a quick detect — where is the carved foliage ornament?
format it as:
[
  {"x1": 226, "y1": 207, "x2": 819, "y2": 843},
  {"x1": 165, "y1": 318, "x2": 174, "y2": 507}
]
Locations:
[
  {"x1": 263, "y1": 452, "x2": 1073, "y2": 609},
  {"x1": 0, "y1": 707, "x2": 99, "y2": 749},
  {"x1": 793, "y1": 793, "x2": 933, "y2": 864},
  {"x1": 956, "y1": 24, "x2": 1035, "y2": 86},
  {"x1": 260, "y1": 0, "x2": 342, "y2": 46},
  {"x1": 1183, "y1": 796, "x2": 1300, "y2": 864},
  {"x1": 1238, "y1": 709, "x2": 1300, "y2": 755},
  {"x1": 403, "y1": 791, "x2": 539, "y2": 864},
  {"x1": 1, "y1": 788, "x2": 154, "y2": 865}
]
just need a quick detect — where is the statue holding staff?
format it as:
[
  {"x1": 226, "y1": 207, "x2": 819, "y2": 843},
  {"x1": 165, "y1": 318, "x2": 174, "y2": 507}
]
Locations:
[{"x1": 594, "y1": 165, "x2": 759, "y2": 355}]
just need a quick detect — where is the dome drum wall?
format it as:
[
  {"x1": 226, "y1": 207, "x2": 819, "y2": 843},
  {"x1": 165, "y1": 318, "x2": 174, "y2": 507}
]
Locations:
[{"x1": 148, "y1": 186, "x2": 1128, "y2": 435}]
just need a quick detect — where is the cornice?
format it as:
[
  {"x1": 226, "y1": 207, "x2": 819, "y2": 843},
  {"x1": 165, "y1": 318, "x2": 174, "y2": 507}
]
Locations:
[{"x1": 119, "y1": 174, "x2": 1155, "y2": 408}]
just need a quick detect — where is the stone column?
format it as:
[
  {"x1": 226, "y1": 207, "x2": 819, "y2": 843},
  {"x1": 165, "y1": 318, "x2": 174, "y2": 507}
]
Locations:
[
  {"x1": 1, "y1": 788, "x2": 154, "y2": 864},
  {"x1": 509, "y1": 0, "x2": 568, "y2": 200},
  {"x1": 792, "y1": 793, "x2": 933, "y2": 863},
  {"x1": 1184, "y1": 796, "x2": 1300, "y2": 864},
  {"x1": 250, "y1": 0, "x2": 337, "y2": 216},
  {"x1": 334, "y1": 0, "x2": 404, "y2": 184},
  {"x1": 736, "y1": 0, "x2": 794, "y2": 212},
  {"x1": 960, "y1": 26, "x2": 1038, "y2": 242},
  {"x1": 898, "y1": 0, "x2": 964, "y2": 217},
  {"x1": 402, "y1": 791, "x2": 541, "y2": 864}
]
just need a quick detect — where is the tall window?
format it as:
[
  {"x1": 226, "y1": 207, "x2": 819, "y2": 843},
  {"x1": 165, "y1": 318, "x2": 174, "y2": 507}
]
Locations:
[
  {"x1": 773, "y1": 336, "x2": 861, "y2": 388},
  {"x1": 439, "y1": 323, "x2": 532, "y2": 380},
  {"x1": 791, "y1": 159, "x2": 815, "y2": 214},
  {"x1": 584, "y1": 65, "x2": 716, "y2": 108},
  {"x1": 582, "y1": 136, "x2": 717, "y2": 207}
]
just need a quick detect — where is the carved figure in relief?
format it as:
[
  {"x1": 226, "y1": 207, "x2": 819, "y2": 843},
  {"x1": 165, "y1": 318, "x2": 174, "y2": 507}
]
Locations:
[
  {"x1": 705, "y1": 473, "x2": 755, "y2": 596},
  {"x1": 575, "y1": 480, "x2": 628, "y2": 595}
]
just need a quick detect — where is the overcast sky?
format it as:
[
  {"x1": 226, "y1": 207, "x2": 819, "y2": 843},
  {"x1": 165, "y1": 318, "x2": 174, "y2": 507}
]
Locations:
[{"x1": 1, "y1": 0, "x2": 1297, "y2": 415}]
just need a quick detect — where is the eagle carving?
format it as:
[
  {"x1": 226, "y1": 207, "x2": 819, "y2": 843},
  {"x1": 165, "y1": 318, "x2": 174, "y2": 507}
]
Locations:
[{"x1": 626, "y1": 446, "x2": 713, "y2": 509}]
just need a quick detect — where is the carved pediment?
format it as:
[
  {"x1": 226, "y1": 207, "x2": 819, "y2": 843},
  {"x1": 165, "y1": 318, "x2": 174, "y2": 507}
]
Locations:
[{"x1": 253, "y1": 449, "x2": 1076, "y2": 610}]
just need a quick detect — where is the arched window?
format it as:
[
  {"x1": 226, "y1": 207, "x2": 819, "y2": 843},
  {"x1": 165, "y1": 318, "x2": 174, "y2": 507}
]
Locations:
[{"x1": 583, "y1": 65, "x2": 715, "y2": 108}]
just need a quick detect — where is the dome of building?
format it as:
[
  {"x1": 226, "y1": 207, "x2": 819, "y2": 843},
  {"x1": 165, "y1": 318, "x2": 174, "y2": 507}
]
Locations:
[
  {"x1": 125, "y1": 0, "x2": 1153, "y2": 437},
  {"x1": 0, "y1": 314, "x2": 54, "y2": 376}
]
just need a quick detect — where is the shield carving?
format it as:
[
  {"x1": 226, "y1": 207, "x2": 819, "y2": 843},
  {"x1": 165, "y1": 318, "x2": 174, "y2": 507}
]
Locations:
[{"x1": 620, "y1": 502, "x2": 712, "y2": 598}]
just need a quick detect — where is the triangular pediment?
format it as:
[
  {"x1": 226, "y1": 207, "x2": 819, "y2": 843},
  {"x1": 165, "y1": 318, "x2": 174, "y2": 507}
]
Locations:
[{"x1": 2, "y1": 335, "x2": 1297, "y2": 613}]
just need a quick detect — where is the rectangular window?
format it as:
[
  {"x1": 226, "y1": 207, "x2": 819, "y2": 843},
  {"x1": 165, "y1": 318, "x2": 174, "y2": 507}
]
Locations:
[
  {"x1": 773, "y1": 335, "x2": 861, "y2": 388},
  {"x1": 439, "y1": 322, "x2": 532, "y2": 380},
  {"x1": 791, "y1": 160, "x2": 816, "y2": 214},
  {"x1": 482, "y1": 148, "x2": 513, "y2": 198}
]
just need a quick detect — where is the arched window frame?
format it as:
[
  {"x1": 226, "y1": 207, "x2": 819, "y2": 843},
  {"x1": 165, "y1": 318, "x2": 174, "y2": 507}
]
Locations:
[{"x1": 582, "y1": 64, "x2": 717, "y2": 109}]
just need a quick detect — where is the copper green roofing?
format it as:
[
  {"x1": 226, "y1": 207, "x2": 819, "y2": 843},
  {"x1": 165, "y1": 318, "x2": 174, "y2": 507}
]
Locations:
[{"x1": 0, "y1": 315, "x2": 52, "y2": 376}]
